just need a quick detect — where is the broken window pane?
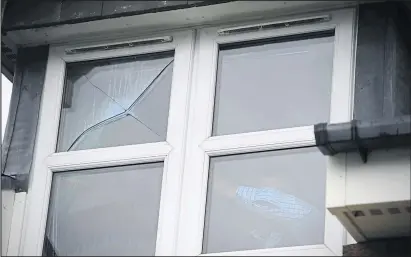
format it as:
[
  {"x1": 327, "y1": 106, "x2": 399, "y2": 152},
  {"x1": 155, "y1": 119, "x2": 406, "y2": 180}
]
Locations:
[
  {"x1": 43, "y1": 162, "x2": 164, "y2": 256},
  {"x1": 57, "y1": 52, "x2": 174, "y2": 152},
  {"x1": 212, "y1": 33, "x2": 335, "y2": 136}
]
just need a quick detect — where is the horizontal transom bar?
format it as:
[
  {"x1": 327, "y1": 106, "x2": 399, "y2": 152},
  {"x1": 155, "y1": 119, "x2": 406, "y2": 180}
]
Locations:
[
  {"x1": 201, "y1": 125, "x2": 315, "y2": 156},
  {"x1": 46, "y1": 141, "x2": 172, "y2": 172}
]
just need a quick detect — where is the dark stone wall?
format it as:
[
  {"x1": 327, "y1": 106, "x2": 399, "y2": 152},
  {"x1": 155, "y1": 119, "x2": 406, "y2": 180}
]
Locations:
[
  {"x1": 353, "y1": 1, "x2": 411, "y2": 120},
  {"x1": 1, "y1": 0, "x2": 229, "y2": 31},
  {"x1": 1, "y1": 46, "x2": 49, "y2": 192}
]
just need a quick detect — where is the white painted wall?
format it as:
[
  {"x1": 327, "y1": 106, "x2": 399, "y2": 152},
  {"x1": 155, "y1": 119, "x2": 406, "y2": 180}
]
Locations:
[
  {"x1": 343, "y1": 148, "x2": 411, "y2": 245},
  {"x1": 7, "y1": 192, "x2": 26, "y2": 256},
  {"x1": 2, "y1": 74, "x2": 15, "y2": 255},
  {"x1": 346, "y1": 148, "x2": 410, "y2": 205},
  {"x1": 2, "y1": 190, "x2": 15, "y2": 256}
]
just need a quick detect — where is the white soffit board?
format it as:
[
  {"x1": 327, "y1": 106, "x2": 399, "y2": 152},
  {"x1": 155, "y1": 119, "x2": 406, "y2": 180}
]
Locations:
[
  {"x1": 329, "y1": 201, "x2": 411, "y2": 242},
  {"x1": 6, "y1": 1, "x2": 358, "y2": 46}
]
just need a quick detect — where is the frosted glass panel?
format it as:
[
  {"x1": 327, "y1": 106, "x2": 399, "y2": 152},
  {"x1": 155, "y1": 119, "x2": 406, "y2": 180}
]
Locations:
[
  {"x1": 213, "y1": 34, "x2": 335, "y2": 136},
  {"x1": 57, "y1": 52, "x2": 174, "y2": 152},
  {"x1": 203, "y1": 148, "x2": 326, "y2": 253},
  {"x1": 43, "y1": 162, "x2": 163, "y2": 256}
]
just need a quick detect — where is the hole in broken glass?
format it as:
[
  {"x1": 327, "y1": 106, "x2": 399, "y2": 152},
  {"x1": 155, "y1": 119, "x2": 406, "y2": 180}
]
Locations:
[{"x1": 58, "y1": 53, "x2": 174, "y2": 151}]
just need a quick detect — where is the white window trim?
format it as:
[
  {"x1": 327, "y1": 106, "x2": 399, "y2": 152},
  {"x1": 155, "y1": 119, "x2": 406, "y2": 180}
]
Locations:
[
  {"x1": 176, "y1": 8, "x2": 356, "y2": 256},
  {"x1": 15, "y1": 7, "x2": 357, "y2": 257},
  {"x1": 18, "y1": 30, "x2": 196, "y2": 256}
]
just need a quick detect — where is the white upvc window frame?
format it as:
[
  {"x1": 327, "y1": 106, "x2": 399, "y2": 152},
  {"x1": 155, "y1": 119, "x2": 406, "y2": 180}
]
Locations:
[
  {"x1": 15, "y1": 7, "x2": 357, "y2": 257},
  {"x1": 18, "y1": 30, "x2": 196, "y2": 256},
  {"x1": 176, "y1": 8, "x2": 356, "y2": 256}
]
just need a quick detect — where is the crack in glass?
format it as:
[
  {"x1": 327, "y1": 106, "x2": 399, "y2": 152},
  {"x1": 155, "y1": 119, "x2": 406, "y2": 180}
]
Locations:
[{"x1": 57, "y1": 54, "x2": 174, "y2": 152}]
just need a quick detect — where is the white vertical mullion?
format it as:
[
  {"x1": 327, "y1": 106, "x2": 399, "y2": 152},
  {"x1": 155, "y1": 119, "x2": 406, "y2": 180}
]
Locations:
[
  {"x1": 329, "y1": 8, "x2": 357, "y2": 124},
  {"x1": 19, "y1": 51, "x2": 66, "y2": 256},
  {"x1": 176, "y1": 29, "x2": 219, "y2": 256},
  {"x1": 155, "y1": 31, "x2": 196, "y2": 255},
  {"x1": 325, "y1": 7, "x2": 357, "y2": 256}
]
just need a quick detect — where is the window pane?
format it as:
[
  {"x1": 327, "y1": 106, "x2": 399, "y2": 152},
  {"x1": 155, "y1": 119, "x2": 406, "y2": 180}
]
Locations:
[
  {"x1": 203, "y1": 148, "x2": 326, "y2": 253},
  {"x1": 212, "y1": 33, "x2": 334, "y2": 136},
  {"x1": 43, "y1": 163, "x2": 163, "y2": 256},
  {"x1": 57, "y1": 52, "x2": 174, "y2": 152}
]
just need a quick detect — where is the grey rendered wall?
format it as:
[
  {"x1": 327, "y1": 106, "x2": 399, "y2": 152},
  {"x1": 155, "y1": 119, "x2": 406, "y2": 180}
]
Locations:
[
  {"x1": 353, "y1": 1, "x2": 411, "y2": 120},
  {"x1": 1, "y1": 46, "x2": 49, "y2": 192},
  {"x1": 1, "y1": 46, "x2": 48, "y2": 255}
]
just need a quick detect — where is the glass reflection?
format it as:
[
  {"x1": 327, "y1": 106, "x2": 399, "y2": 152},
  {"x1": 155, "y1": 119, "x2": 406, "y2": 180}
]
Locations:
[
  {"x1": 203, "y1": 148, "x2": 326, "y2": 253},
  {"x1": 234, "y1": 185, "x2": 319, "y2": 248}
]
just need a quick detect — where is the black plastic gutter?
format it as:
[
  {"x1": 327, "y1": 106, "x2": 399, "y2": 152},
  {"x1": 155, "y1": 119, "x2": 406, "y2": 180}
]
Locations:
[{"x1": 314, "y1": 115, "x2": 411, "y2": 163}]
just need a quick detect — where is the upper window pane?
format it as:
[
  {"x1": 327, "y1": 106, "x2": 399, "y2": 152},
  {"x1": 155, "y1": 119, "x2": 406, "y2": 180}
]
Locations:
[
  {"x1": 57, "y1": 52, "x2": 174, "y2": 152},
  {"x1": 203, "y1": 148, "x2": 326, "y2": 253},
  {"x1": 43, "y1": 162, "x2": 163, "y2": 256},
  {"x1": 212, "y1": 32, "x2": 335, "y2": 136}
]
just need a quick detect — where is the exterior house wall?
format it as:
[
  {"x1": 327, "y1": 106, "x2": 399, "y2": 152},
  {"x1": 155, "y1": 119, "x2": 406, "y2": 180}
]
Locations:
[
  {"x1": 1, "y1": 46, "x2": 49, "y2": 191},
  {"x1": 344, "y1": 1, "x2": 411, "y2": 251},
  {"x1": 1, "y1": 1, "x2": 410, "y2": 255},
  {"x1": 1, "y1": 190, "x2": 14, "y2": 256},
  {"x1": 343, "y1": 2, "x2": 411, "y2": 252},
  {"x1": 348, "y1": 0, "x2": 411, "y2": 210},
  {"x1": 1, "y1": 46, "x2": 49, "y2": 255},
  {"x1": 354, "y1": 2, "x2": 411, "y2": 121}
]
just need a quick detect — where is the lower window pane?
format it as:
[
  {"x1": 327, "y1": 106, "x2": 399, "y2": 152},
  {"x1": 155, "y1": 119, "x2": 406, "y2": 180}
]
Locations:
[
  {"x1": 43, "y1": 163, "x2": 163, "y2": 256},
  {"x1": 203, "y1": 148, "x2": 326, "y2": 254}
]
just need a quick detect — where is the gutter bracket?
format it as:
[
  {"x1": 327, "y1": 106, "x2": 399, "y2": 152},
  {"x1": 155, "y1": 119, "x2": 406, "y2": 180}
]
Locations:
[
  {"x1": 353, "y1": 120, "x2": 368, "y2": 163},
  {"x1": 358, "y1": 147, "x2": 368, "y2": 163}
]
